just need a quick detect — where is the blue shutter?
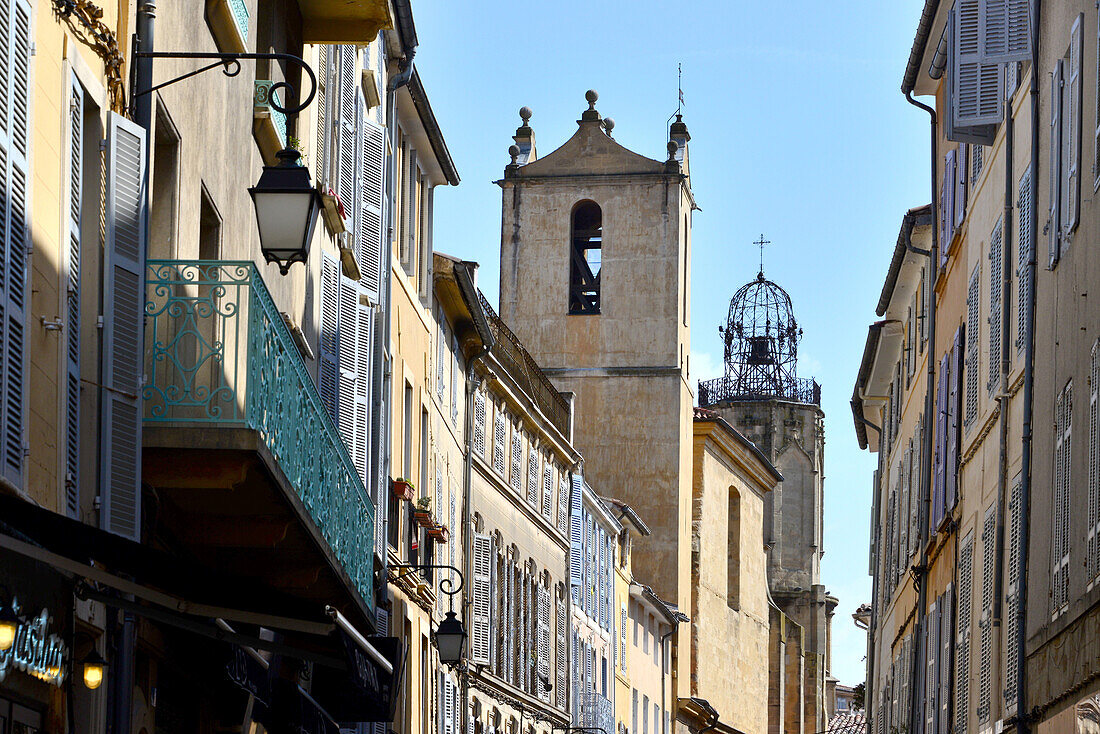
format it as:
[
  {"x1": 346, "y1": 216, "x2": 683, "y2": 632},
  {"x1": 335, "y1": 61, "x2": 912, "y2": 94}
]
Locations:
[{"x1": 65, "y1": 75, "x2": 83, "y2": 518}]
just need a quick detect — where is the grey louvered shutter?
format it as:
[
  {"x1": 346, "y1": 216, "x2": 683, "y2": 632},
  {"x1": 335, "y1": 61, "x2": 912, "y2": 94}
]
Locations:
[
  {"x1": 542, "y1": 462, "x2": 553, "y2": 521},
  {"x1": 527, "y1": 445, "x2": 539, "y2": 506},
  {"x1": 1091, "y1": 344, "x2": 1100, "y2": 588},
  {"x1": 537, "y1": 585, "x2": 550, "y2": 701},
  {"x1": 1050, "y1": 59, "x2": 1065, "y2": 268},
  {"x1": 939, "y1": 585, "x2": 954, "y2": 733},
  {"x1": 932, "y1": 355, "x2": 948, "y2": 529},
  {"x1": 981, "y1": 0, "x2": 1032, "y2": 63},
  {"x1": 988, "y1": 218, "x2": 1003, "y2": 394},
  {"x1": 473, "y1": 389, "x2": 486, "y2": 458},
  {"x1": 925, "y1": 600, "x2": 940, "y2": 733},
  {"x1": 336, "y1": 46, "x2": 356, "y2": 227},
  {"x1": 978, "y1": 507, "x2": 997, "y2": 722},
  {"x1": 319, "y1": 255, "x2": 339, "y2": 420},
  {"x1": 957, "y1": 534, "x2": 974, "y2": 732},
  {"x1": 947, "y1": 328, "x2": 963, "y2": 512},
  {"x1": 956, "y1": 144, "x2": 969, "y2": 227},
  {"x1": 511, "y1": 427, "x2": 523, "y2": 494},
  {"x1": 337, "y1": 273, "x2": 364, "y2": 472},
  {"x1": 557, "y1": 477, "x2": 569, "y2": 534},
  {"x1": 952, "y1": 1, "x2": 1005, "y2": 129},
  {"x1": 1016, "y1": 166, "x2": 1032, "y2": 352},
  {"x1": 450, "y1": 333, "x2": 459, "y2": 425},
  {"x1": 965, "y1": 267, "x2": 980, "y2": 426},
  {"x1": 100, "y1": 112, "x2": 147, "y2": 541},
  {"x1": 404, "y1": 148, "x2": 418, "y2": 261},
  {"x1": 359, "y1": 116, "x2": 385, "y2": 302},
  {"x1": 1004, "y1": 474, "x2": 1023, "y2": 714},
  {"x1": 1067, "y1": 15, "x2": 1084, "y2": 236},
  {"x1": 1053, "y1": 383, "x2": 1072, "y2": 614},
  {"x1": 570, "y1": 474, "x2": 583, "y2": 599},
  {"x1": 945, "y1": 148, "x2": 957, "y2": 247},
  {"x1": 355, "y1": 292, "x2": 373, "y2": 482},
  {"x1": 0, "y1": 0, "x2": 31, "y2": 490},
  {"x1": 65, "y1": 75, "x2": 83, "y2": 518},
  {"x1": 493, "y1": 405, "x2": 506, "y2": 474},
  {"x1": 314, "y1": 45, "x2": 331, "y2": 188},
  {"x1": 557, "y1": 590, "x2": 568, "y2": 709},
  {"x1": 471, "y1": 532, "x2": 492, "y2": 665},
  {"x1": 505, "y1": 560, "x2": 514, "y2": 682}
]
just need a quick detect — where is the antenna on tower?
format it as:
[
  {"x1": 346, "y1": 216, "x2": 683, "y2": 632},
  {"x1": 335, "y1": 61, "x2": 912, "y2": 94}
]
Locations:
[
  {"x1": 667, "y1": 63, "x2": 685, "y2": 135},
  {"x1": 753, "y1": 234, "x2": 771, "y2": 277}
]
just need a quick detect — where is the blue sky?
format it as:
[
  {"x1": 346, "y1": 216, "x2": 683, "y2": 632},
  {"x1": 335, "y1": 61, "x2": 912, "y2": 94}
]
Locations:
[{"x1": 413, "y1": 0, "x2": 930, "y2": 685}]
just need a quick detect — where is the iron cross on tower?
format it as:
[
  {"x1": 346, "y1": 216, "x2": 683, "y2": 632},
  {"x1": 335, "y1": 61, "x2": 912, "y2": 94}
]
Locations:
[{"x1": 754, "y1": 234, "x2": 771, "y2": 276}]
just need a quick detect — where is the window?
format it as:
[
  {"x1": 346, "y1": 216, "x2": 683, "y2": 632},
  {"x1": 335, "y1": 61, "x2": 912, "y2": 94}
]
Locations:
[
  {"x1": 727, "y1": 489, "x2": 742, "y2": 608},
  {"x1": 632, "y1": 689, "x2": 638, "y2": 734},
  {"x1": 965, "y1": 265, "x2": 981, "y2": 427},
  {"x1": 199, "y1": 185, "x2": 221, "y2": 259},
  {"x1": 151, "y1": 101, "x2": 180, "y2": 258},
  {"x1": 1052, "y1": 381, "x2": 1072, "y2": 617},
  {"x1": 569, "y1": 201, "x2": 602, "y2": 314},
  {"x1": 1017, "y1": 166, "x2": 1032, "y2": 354},
  {"x1": 987, "y1": 218, "x2": 1003, "y2": 394},
  {"x1": 642, "y1": 695, "x2": 649, "y2": 734},
  {"x1": 971, "y1": 144, "x2": 984, "y2": 181}
]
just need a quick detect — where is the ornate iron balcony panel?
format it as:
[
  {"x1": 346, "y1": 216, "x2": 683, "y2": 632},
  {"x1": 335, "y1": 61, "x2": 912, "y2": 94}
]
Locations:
[
  {"x1": 698, "y1": 374, "x2": 821, "y2": 407},
  {"x1": 143, "y1": 260, "x2": 375, "y2": 607}
]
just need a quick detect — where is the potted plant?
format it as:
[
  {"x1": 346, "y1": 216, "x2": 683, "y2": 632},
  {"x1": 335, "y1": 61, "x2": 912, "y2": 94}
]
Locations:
[
  {"x1": 413, "y1": 496, "x2": 434, "y2": 527},
  {"x1": 427, "y1": 523, "x2": 450, "y2": 542},
  {"x1": 392, "y1": 478, "x2": 415, "y2": 501}
]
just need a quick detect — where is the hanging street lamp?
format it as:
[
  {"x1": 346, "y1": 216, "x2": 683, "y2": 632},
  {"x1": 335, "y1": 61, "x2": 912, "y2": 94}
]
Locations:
[{"x1": 248, "y1": 148, "x2": 323, "y2": 275}]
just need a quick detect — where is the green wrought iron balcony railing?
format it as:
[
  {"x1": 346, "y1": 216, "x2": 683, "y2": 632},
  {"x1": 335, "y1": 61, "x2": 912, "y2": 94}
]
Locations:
[{"x1": 143, "y1": 260, "x2": 374, "y2": 605}]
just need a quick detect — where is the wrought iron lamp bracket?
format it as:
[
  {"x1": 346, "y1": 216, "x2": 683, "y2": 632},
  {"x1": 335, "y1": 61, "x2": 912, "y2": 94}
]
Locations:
[
  {"x1": 131, "y1": 52, "x2": 317, "y2": 116},
  {"x1": 387, "y1": 564, "x2": 464, "y2": 600}
]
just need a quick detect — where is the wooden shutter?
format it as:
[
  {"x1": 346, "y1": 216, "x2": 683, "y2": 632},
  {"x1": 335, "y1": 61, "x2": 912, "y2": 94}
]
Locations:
[
  {"x1": 319, "y1": 255, "x2": 340, "y2": 420},
  {"x1": 965, "y1": 267, "x2": 980, "y2": 426},
  {"x1": 537, "y1": 585, "x2": 550, "y2": 701},
  {"x1": 899, "y1": 453, "x2": 909, "y2": 568},
  {"x1": 527, "y1": 445, "x2": 539, "y2": 506},
  {"x1": 471, "y1": 532, "x2": 492, "y2": 665},
  {"x1": 511, "y1": 426, "x2": 523, "y2": 494},
  {"x1": 65, "y1": 75, "x2": 83, "y2": 518},
  {"x1": 1004, "y1": 473, "x2": 1023, "y2": 714},
  {"x1": 932, "y1": 354, "x2": 949, "y2": 529},
  {"x1": 620, "y1": 603, "x2": 628, "y2": 672},
  {"x1": 1067, "y1": 15, "x2": 1084, "y2": 235},
  {"x1": 978, "y1": 506, "x2": 997, "y2": 722},
  {"x1": 450, "y1": 333, "x2": 459, "y2": 425},
  {"x1": 473, "y1": 389, "x2": 486, "y2": 457},
  {"x1": 314, "y1": 44, "x2": 331, "y2": 187},
  {"x1": 505, "y1": 559, "x2": 514, "y2": 682},
  {"x1": 988, "y1": 218, "x2": 1003, "y2": 393},
  {"x1": 956, "y1": 144, "x2": 969, "y2": 227},
  {"x1": 359, "y1": 115, "x2": 385, "y2": 302},
  {"x1": 557, "y1": 590, "x2": 568, "y2": 709},
  {"x1": 1091, "y1": 343, "x2": 1100, "y2": 589},
  {"x1": 939, "y1": 585, "x2": 954, "y2": 733},
  {"x1": 336, "y1": 45, "x2": 357, "y2": 223},
  {"x1": 493, "y1": 404, "x2": 506, "y2": 474},
  {"x1": 557, "y1": 477, "x2": 569, "y2": 535},
  {"x1": 925, "y1": 600, "x2": 940, "y2": 733},
  {"x1": 1053, "y1": 382, "x2": 1072, "y2": 615},
  {"x1": 542, "y1": 462, "x2": 554, "y2": 521},
  {"x1": 0, "y1": 0, "x2": 31, "y2": 490},
  {"x1": 981, "y1": 0, "x2": 1032, "y2": 63},
  {"x1": 1016, "y1": 166, "x2": 1032, "y2": 352},
  {"x1": 403, "y1": 148, "x2": 419, "y2": 263},
  {"x1": 570, "y1": 475, "x2": 583, "y2": 599},
  {"x1": 956, "y1": 533, "x2": 974, "y2": 732},
  {"x1": 100, "y1": 112, "x2": 147, "y2": 541},
  {"x1": 948, "y1": 328, "x2": 963, "y2": 512},
  {"x1": 953, "y1": 1, "x2": 1005, "y2": 129},
  {"x1": 337, "y1": 273, "x2": 364, "y2": 472},
  {"x1": 1050, "y1": 59, "x2": 1065, "y2": 267}
]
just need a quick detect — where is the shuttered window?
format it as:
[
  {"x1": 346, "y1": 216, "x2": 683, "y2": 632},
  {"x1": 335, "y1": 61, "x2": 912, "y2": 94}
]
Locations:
[
  {"x1": 510, "y1": 427, "x2": 524, "y2": 494},
  {"x1": 988, "y1": 218, "x2": 1003, "y2": 393},
  {"x1": 938, "y1": 587, "x2": 954, "y2": 733},
  {"x1": 965, "y1": 266, "x2": 981, "y2": 427},
  {"x1": 941, "y1": 149, "x2": 958, "y2": 262},
  {"x1": 1004, "y1": 473, "x2": 1023, "y2": 714},
  {"x1": 557, "y1": 477, "x2": 569, "y2": 535},
  {"x1": 493, "y1": 403, "x2": 506, "y2": 474},
  {"x1": 556, "y1": 587, "x2": 568, "y2": 709},
  {"x1": 473, "y1": 389, "x2": 486, "y2": 458},
  {"x1": 542, "y1": 461, "x2": 554, "y2": 522},
  {"x1": 1067, "y1": 15, "x2": 1084, "y2": 238},
  {"x1": 972, "y1": 144, "x2": 984, "y2": 181},
  {"x1": 1052, "y1": 381, "x2": 1072, "y2": 616},
  {"x1": 0, "y1": 0, "x2": 31, "y2": 490},
  {"x1": 951, "y1": 2, "x2": 1005, "y2": 131},
  {"x1": 314, "y1": 44, "x2": 331, "y2": 187},
  {"x1": 981, "y1": 0, "x2": 1032, "y2": 63},
  {"x1": 450, "y1": 332, "x2": 459, "y2": 426},
  {"x1": 358, "y1": 110, "x2": 385, "y2": 303},
  {"x1": 527, "y1": 445, "x2": 539, "y2": 506},
  {"x1": 100, "y1": 113, "x2": 147, "y2": 541},
  {"x1": 957, "y1": 144, "x2": 969, "y2": 225},
  {"x1": 537, "y1": 585, "x2": 551, "y2": 701},
  {"x1": 65, "y1": 75, "x2": 83, "y2": 519},
  {"x1": 471, "y1": 532, "x2": 492, "y2": 665},
  {"x1": 1089, "y1": 341, "x2": 1100, "y2": 589},
  {"x1": 1050, "y1": 59, "x2": 1065, "y2": 267},
  {"x1": 956, "y1": 533, "x2": 974, "y2": 732},
  {"x1": 978, "y1": 506, "x2": 996, "y2": 722},
  {"x1": 933, "y1": 355, "x2": 948, "y2": 530},
  {"x1": 948, "y1": 329, "x2": 964, "y2": 512},
  {"x1": 336, "y1": 46, "x2": 357, "y2": 229},
  {"x1": 319, "y1": 256, "x2": 340, "y2": 420},
  {"x1": 1016, "y1": 166, "x2": 1032, "y2": 353},
  {"x1": 569, "y1": 475, "x2": 583, "y2": 601},
  {"x1": 925, "y1": 599, "x2": 939, "y2": 733}
]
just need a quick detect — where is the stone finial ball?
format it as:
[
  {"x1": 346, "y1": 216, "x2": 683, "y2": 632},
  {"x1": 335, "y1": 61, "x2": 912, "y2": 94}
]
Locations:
[
  {"x1": 667, "y1": 140, "x2": 679, "y2": 155},
  {"x1": 519, "y1": 106, "x2": 533, "y2": 122},
  {"x1": 603, "y1": 118, "x2": 615, "y2": 132},
  {"x1": 585, "y1": 89, "x2": 599, "y2": 105},
  {"x1": 508, "y1": 144, "x2": 520, "y2": 161}
]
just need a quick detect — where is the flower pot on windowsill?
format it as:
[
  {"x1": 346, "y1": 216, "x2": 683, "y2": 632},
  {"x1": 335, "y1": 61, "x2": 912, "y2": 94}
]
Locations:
[
  {"x1": 413, "y1": 509, "x2": 434, "y2": 528},
  {"x1": 392, "y1": 479, "x2": 415, "y2": 501},
  {"x1": 427, "y1": 524, "x2": 449, "y2": 542}
]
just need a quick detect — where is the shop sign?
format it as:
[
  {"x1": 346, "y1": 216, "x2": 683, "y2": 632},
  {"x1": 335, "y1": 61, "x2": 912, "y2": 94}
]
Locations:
[{"x1": 0, "y1": 600, "x2": 67, "y2": 687}]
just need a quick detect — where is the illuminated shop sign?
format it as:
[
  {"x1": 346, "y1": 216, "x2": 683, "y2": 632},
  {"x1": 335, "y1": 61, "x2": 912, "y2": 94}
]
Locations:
[{"x1": 0, "y1": 600, "x2": 67, "y2": 687}]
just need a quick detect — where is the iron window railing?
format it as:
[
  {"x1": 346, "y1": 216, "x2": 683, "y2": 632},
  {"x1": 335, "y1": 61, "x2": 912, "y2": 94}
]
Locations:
[
  {"x1": 697, "y1": 374, "x2": 821, "y2": 407},
  {"x1": 143, "y1": 260, "x2": 374, "y2": 606}
]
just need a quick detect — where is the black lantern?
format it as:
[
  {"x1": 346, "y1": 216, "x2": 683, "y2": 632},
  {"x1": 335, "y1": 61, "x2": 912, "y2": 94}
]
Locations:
[
  {"x1": 248, "y1": 148, "x2": 322, "y2": 275},
  {"x1": 434, "y1": 610, "x2": 467, "y2": 666},
  {"x1": 81, "y1": 649, "x2": 109, "y2": 690}
]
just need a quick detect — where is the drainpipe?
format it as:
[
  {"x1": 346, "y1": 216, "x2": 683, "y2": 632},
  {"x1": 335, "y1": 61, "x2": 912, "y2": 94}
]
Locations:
[
  {"x1": 1015, "y1": 2, "x2": 1041, "y2": 730},
  {"x1": 903, "y1": 86, "x2": 938, "y2": 734},
  {"x1": 387, "y1": 0, "x2": 417, "y2": 92}
]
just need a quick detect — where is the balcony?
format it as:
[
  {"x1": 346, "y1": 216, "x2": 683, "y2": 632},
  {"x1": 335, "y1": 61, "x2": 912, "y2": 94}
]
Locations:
[
  {"x1": 142, "y1": 261, "x2": 374, "y2": 617},
  {"x1": 296, "y1": 0, "x2": 392, "y2": 43},
  {"x1": 577, "y1": 691, "x2": 615, "y2": 734},
  {"x1": 698, "y1": 375, "x2": 821, "y2": 407}
]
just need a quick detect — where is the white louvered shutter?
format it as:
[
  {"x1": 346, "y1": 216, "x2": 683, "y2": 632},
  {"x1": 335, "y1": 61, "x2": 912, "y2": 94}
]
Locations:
[
  {"x1": 336, "y1": 45, "x2": 356, "y2": 229},
  {"x1": 435, "y1": 463, "x2": 443, "y2": 527},
  {"x1": 0, "y1": 0, "x2": 31, "y2": 490},
  {"x1": 319, "y1": 255, "x2": 340, "y2": 420},
  {"x1": 527, "y1": 445, "x2": 539, "y2": 506},
  {"x1": 473, "y1": 389, "x2": 486, "y2": 458},
  {"x1": 953, "y1": 1, "x2": 1005, "y2": 129},
  {"x1": 505, "y1": 559, "x2": 514, "y2": 682},
  {"x1": 359, "y1": 113, "x2": 384, "y2": 302},
  {"x1": 100, "y1": 113, "x2": 147, "y2": 541},
  {"x1": 493, "y1": 405, "x2": 506, "y2": 474},
  {"x1": 1053, "y1": 383, "x2": 1072, "y2": 614},
  {"x1": 1004, "y1": 474, "x2": 1023, "y2": 714},
  {"x1": 978, "y1": 507, "x2": 997, "y2": 722},
  {"x1": 1067, "y1": 15, "x2": 1084, "y2": 236},
  {"x1": 490, "y1": 548, "x2": 499, "y2": 673},
  {"x1": 570, "y1": 475, "x2": 583, "y2": 600},
  {"x1": 511, "y1": 427, "x2": 523, "y2": 494},
  {"x1": 537, "y1": 586, "x2": 550, "y2": 701},
  {"x1": 987, "y1": 218, "x2": 1003, "y2": 394},
  {"x1": 939, "y1": 585, "x2": 954, "y2": 733},
  {"x1": 620, "y1": 604, "x2": 628, "y2": 672},
  {"x1": 337, "y1": 273, "x2": 364, "y2": 472},
  {"x1": 965, "y1": 265, "x2": 980, "y2": 426},
  {"x1": 1050, "y1": 59, "x2": 1065, "y2": 267},
  {"x1": 355, "y1": 294, "x2": 373, "y2": 482},
  {"x1": 556, "y1": 591, "x2": 568, "y2": 709},
  {"x1": 542, "y1": 462, "x2": 554, "y2": 521},
  {"x1": 314, "y1": 44, "x2": 331, "y2": 187},
  {"x1": 925, "y1": 600, "x2": 940, "y2": 733},
  {"x1": 957, "y1": 533, "x2": 974, "y2": 732},
  {"x1": 471, "y1": 532, "x2": 492, "y2": 665},
  {"x1": 1016, "y1": 167, "x2": 1032, "y2": 353},
  {"x1": 557, "y1": 477, "x2": 570, "y2": 534},
  {"x1": 449, "y1": 478, "x2": 456, "y2": 567},
  {"x1": 1090, "y1": 343, "x2": 1100, "y2": 589},
  {"x1": 65, "y1": 75, "x2": 83, "y2": 518}
]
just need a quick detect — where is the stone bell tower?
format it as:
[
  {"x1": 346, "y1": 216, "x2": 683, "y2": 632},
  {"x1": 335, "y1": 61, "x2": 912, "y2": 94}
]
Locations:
[{"x1": 497, "y1": 91, "x2": 695, "y2": 610}]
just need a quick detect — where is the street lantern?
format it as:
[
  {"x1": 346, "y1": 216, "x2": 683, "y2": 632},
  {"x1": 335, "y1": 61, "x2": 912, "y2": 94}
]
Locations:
[
  {"x1": 248, "y1": 148, "x2": 322, "y2": 275},
  {"x1": 81, "y1": 649, "x2": 108, "y2": 690},
  {"x1": 0, "y1": 604, "x2": 16, "y2": 652},
  {"x1": 434, "y1": 610, "x2": 466, "y2": 666}
]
